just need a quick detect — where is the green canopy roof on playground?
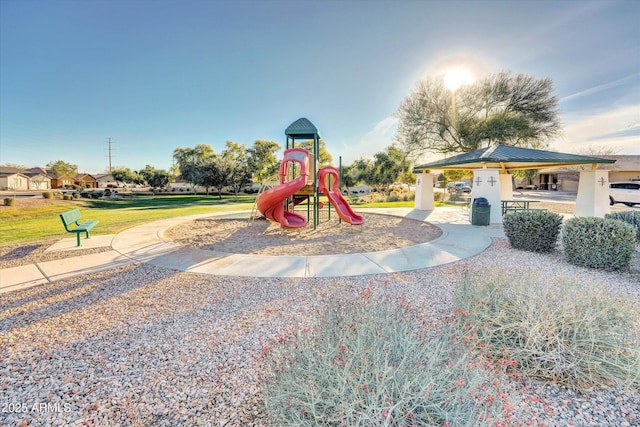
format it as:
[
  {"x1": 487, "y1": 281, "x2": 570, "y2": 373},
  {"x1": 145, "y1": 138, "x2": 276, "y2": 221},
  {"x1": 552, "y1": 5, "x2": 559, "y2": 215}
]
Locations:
[
  {"x1": 285, "y1": 117, "x2": 320, "y2": 140},
  {"x1": 413, "y1": 144, "x2": 616, "y2": 172}
]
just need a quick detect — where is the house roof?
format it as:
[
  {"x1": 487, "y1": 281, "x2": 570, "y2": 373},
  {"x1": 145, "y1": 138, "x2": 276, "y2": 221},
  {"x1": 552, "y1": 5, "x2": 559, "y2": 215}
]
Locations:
[
  {"x1": 413, "y1": 144, "x2": 616, "y2": 172},
  {"x1": 285, "y1": 117, "x2": 320, "y2": 139},
  {"x1": 0, "y1": 167, "x2": 25, "y2": 174},
  {"x1": 0, "y1": 171, "x2": 29, "y2": 178}
]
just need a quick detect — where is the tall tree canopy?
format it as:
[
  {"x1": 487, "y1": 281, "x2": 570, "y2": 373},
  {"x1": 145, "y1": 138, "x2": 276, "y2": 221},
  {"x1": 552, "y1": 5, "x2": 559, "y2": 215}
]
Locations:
[
  {"x1": 247, "y1": 139, "x2": 281, "y2": 183},
  {"x1": 47, "y1": 160, "x2": 78, "y2": 176},
  {"x1": 220, "y1": 141, "x2": 252, "y2": 195},
  {"x1": 395, "y1": 71, "x2": 561, "y2": 156}
]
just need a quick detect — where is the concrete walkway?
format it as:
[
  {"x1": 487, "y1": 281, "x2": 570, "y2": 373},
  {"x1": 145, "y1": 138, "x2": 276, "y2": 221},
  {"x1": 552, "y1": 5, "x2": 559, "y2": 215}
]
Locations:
[{"x1": 1, "y1": 208, "x2": 504, "y2": 294}]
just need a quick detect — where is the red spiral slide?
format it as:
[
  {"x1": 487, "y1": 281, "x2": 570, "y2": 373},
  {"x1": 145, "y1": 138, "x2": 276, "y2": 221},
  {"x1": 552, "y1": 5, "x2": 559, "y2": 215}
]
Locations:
[
  {"x1": 318, "y1": 166, "x2": 364, "y2": 225},
  {"x1": 256, "y1": 148, "x2": 309, "y2": 228}
]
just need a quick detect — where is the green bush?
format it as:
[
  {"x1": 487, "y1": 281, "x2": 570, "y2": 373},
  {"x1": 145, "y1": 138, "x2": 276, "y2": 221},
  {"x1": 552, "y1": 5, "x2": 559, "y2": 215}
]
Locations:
[
  {"x1": 563, "y1": 216, "x2": 635, "y2": 271},
  {"x1": 262, "y1": 293, "x2": 512, "y2": 426},
  {"x1": 503, "y1": 210, "x2": 563, "y2": 253},
  {"x1": 605, "y1": 210, "x2": 640, "y2": 241},
  {"x1": 3, "y1": 197, "x2": 16, "y2": 206},
  {"x1": 42, "y1": 191, "x2": 53, "y2": 199},
  {"x1": 455, "y1": 270, "x2": 640, "y2": 392}
]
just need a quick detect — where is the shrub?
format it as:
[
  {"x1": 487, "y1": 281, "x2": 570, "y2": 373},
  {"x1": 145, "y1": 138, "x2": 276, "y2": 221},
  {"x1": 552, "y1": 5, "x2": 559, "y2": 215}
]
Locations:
[
  {"x1": 387, "y1": 195, "x2": 400, "y2": 202},
  {"x1": 62, "y1": 194, "x2": 73, "y2": 200},
  {"x1": 433, "y1": 191, "x2": 444, "y2": 202},
  {"x1": 3, "y1": 197, "x2": 16, "y2": 206},
  {"x1": 262, "y1": 293, "x2": 512, "y2": 426},
  {"x1": 455, "y1": 270, "x2": 640, "y2": 392},
  {"x1": 605, "y1": 210, "x2": 640, "y2": 241},
  {"x1": 42, "y1": 191, "x2": 53, "y2": 199},
  {"x1": 563, "y1": 216, "x2": 635, "y2": 271},
  {"x1": 73, "y1": 193, "x2": 80, "y2": 199},
  {"x1": 503, "y1": 210, "x2": 563, "y2": 253}
]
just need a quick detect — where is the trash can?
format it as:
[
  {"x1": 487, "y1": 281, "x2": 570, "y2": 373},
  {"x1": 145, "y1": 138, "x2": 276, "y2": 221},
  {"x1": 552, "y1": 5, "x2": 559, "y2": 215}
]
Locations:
[{"x1": 472, "y1": 197, "x2": 491, "y2": 226}]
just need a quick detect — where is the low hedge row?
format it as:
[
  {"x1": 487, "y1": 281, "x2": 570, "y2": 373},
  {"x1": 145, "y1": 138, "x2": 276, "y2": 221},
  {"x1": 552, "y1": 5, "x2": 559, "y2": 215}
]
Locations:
[{"x1": 503, "y1": 210, "x2": 637, "y2": 271}]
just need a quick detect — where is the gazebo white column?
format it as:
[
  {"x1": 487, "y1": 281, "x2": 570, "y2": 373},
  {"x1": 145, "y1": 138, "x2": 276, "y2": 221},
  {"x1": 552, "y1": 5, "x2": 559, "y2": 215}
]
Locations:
[
  {"x1": 471, "y1": 168, "x2": 502, "y2": 224},
  {"x1": 414, "y1": 171, "x2": 435, "y2": 210},
  {"x1": 500, "y1": 173, "x2": 513, "y2": 200},
  {"x1": 575, "y1": 170, "x2": 610, "y2": 218}
]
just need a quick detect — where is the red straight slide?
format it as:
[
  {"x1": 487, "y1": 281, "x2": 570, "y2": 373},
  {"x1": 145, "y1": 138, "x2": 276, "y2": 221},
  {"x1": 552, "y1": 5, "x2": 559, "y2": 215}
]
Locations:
[
  {"x1": 318, "y1": 166, "x2": 364, "y2": 225},
  {"x1": 256, "y1": 148, "x2": 309, "y2": 228}
]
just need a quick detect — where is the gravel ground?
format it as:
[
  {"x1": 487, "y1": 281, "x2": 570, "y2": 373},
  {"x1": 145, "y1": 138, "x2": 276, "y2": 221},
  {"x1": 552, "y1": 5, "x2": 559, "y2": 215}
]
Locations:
[
  {"x1": 1, "y1": 235, "x2": 639, "y2": 426},
  {"x1": 0, "y1": 240, "x2": 112, "y2": 269}
]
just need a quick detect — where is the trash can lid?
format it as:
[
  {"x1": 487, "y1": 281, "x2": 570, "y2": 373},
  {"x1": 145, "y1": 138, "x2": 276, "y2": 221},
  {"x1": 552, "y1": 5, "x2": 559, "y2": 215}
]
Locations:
[{"x1": 473, "y1": 197, "x2": 490, "y2": 206}]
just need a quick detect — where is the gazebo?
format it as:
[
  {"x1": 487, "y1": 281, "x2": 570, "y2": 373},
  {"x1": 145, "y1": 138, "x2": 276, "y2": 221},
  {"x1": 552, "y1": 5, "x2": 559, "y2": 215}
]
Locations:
[{"x1": 413, "y1": 145, "x2": 616, "y2": 224}]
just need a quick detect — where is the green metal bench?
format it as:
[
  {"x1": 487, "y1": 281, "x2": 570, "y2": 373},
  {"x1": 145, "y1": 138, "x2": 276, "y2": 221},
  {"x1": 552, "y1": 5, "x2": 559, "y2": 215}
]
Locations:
[{"x1": 59, "y1": 208, "x2": 99, "y2": 246}]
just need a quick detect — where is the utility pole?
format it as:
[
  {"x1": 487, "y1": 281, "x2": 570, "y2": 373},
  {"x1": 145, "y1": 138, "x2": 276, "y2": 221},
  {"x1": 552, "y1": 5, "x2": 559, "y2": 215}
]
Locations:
[{"x1": 106, "y1": 137, "x2": 114, "y2": 173}]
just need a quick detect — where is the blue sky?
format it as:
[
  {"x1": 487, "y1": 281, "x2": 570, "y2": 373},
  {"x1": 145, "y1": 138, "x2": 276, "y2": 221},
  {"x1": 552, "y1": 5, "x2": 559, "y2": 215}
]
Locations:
[{"x1": 1, "y1": 0, "x2": 638, "y2": 174}]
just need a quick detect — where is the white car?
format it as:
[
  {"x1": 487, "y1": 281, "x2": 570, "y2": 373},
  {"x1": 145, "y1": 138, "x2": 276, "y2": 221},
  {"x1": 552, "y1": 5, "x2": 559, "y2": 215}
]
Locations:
[{"x1": 609, "y1": 181, "x2": 640, "y2": 207}]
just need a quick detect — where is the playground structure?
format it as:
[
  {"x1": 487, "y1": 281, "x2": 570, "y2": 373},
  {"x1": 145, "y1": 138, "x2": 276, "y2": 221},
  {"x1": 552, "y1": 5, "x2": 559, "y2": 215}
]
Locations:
[{"x1": 255, "y1": 118, "x2": 363, "y2": 229}]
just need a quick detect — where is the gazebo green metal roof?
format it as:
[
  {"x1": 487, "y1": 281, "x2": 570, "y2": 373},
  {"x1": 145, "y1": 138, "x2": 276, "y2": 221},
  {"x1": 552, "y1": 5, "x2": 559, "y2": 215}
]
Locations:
[
  {"x1": 285, "y1": 117, "x2": 320, "y2": 140},
  {"x1": 413, "y1": 144, "x2": 616, "y2": 172}
]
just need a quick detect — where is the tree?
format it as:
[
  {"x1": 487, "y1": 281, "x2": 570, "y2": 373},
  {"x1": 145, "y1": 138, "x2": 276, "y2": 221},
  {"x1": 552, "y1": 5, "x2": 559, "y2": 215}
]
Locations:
[
  {"x1": 297, "y1": 139, "x2": 333, "y2": 166},
  {"x1": 398, "y1": 169, "x2": 417, "y2": 190},
  {"x1": 47, "y1": 160, "x2": 78, "y2": 177},
  {"x1": 221, "y1": 141, "x2": 252, "y2": 195},
  {"x1": 173, "y1": 144, "x2": 217, "y2": 190},
  {"x1": 148, "y1": 170, "x2": 170, "y2": 190},
  {"x1": 112, "y1": 168, "x2": 141, "y2": 186},
  {"x1": 247, "y1": 140, "x2": 281, "y2": 184},
  {"x1": 138, "y1": 165, "x2": 156, "y2": 185},
  {"x1": 395, "y1": 71, "x2": 561, "y2": 156},
  {"x1": 368, "y1": 145, "x2": 411, "y2": 194},
  {"x1": 345, "y1": 158, "x2": 374, "y2": 188},
  {"x1": 199, "y1": 157, "x2": 224, "y2": 197}
]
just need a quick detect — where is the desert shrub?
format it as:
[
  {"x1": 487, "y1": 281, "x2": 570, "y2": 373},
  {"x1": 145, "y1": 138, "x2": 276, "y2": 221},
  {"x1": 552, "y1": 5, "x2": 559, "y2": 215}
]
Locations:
[
  {"x1": 563, "y1": 216, "x2": 635, "y2": 271},
  {"x1": 605, "y1": 210, "x2": 640, "y2": 241},
  {"x1": 62, "y1": 194, "x2": 73, "y2": 200},
  {"x1": 503, "y1": 210, "x2": 563, "y2": 253},
  {"x1": 3, "y1": 197, "x2": 16, "y2": 206},
  {"x1": 433, "y1": 191, "x2": 444, "y2": 202},
  {"x1": 73, "y1": 193, "x2": 80, "y2": 199},
  {"x1": 387, "y1": 195, "x2": 400, "y2": 202},
  {"x1": 455, "y1": 270, "x2": 640, "y2": 392},
  {"x1": 262, "y1": 293, "x2": 512, "y2": 426},
  {"x1": 42, "y1": 191, "x2": 53, "y2": 199}
]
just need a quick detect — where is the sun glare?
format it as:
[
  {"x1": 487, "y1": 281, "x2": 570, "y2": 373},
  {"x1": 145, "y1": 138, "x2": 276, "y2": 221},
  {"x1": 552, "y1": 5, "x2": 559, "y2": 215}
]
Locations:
[{"x1": 443, "y1": 66, "x2": 475, "y2": 91}]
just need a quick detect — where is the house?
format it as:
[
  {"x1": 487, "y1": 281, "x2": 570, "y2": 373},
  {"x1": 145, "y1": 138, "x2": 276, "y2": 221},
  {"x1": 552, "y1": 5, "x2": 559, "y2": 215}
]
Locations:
[
  {"x1": 95, "y1": 174, "x2": 118, "y2": 188},
  {"x1": 75, "y1": 173, "x2": 99, "y2": 189},
  {"x1": 535, "y1": 155, "x2": 640, "y2": 191},
  {"x1": 23, "y1": 167, "x2": 52, "y2": 190},
  {"x1": 0, "y1": 167, "x2": 30, "y2": 190}
]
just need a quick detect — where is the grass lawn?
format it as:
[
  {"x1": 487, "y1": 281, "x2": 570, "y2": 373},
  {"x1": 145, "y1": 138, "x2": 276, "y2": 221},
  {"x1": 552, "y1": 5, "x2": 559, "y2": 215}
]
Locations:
[
  {"x1": 1, "y1": 194, "x2": 439, "y2": 246},
  {"x1": 0, "y1": 195, "x2": 256, "y2": 245}
]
